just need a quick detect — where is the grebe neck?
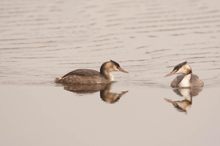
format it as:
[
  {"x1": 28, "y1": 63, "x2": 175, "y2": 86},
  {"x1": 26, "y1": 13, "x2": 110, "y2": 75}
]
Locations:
[
  {"x1": 100, "y1": 70, "x2": 114, "y2": 81},
  {"x1": 100, "y1": 62, "x2": 114, "y2": 81},
  {"x1": 179, "y1": 73, "x2": 192, "y2": 88}
]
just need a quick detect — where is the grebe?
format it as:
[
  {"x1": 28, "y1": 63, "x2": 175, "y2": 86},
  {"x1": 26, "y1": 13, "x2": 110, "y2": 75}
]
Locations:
[
  {"x1": 165, "y1": 61, "x2": 204, "y2": 88},
  {"x1": 55, "y1": 60, "x2": 128, "y2": 84}
]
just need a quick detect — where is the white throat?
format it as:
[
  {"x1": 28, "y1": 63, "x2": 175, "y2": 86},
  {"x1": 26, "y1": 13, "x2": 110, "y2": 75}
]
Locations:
[
  {"x1": 179, "y1": 74, "x2": 191, "y2": 88},
  {"x1": 109, "y1": 73, "x2": 114, "y2": 81}
]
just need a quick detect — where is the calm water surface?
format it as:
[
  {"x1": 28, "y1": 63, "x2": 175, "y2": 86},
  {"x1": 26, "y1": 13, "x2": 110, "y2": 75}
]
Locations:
[{"x1": 0, "y1": 0, "x2": 220, "y2": 146}]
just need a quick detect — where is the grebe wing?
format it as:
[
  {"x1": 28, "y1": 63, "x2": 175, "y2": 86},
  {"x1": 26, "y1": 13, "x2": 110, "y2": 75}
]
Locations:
[
  {"x1": 190, "y1": 74, "x2": 199, "y2": 81},
  {"x1": 62, "y1": 69, "x2": 100, "y2": 78},
  {"x1": 190, "y1": 74, "x2": 204, "y2": 87}
]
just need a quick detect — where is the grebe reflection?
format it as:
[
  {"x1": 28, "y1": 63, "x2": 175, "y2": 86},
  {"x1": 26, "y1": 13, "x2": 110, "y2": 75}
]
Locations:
[
  {"x1": 165, "y1": 87, "x2": 203, "y2": 113},
  {"x1": 62, "y1": 83, "x2": 128, "y2": 104}
]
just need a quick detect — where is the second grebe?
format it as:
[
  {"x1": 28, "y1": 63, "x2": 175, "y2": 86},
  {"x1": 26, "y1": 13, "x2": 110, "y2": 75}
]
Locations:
[
  {"x1": 55, "y1": 60, "x2": 128, "y2": 84},
  {"x1": 165, "y1": 61, "x2": 204, "y2": 88}
]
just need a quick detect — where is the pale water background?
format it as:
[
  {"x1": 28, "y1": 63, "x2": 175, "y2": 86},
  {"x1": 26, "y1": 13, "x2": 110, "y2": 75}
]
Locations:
[{"x1": 0, "y1": 0, "x2": 220, "y2": 146}]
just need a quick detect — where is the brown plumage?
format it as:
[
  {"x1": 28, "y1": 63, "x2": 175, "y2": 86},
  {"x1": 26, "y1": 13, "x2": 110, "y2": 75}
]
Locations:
[{"x1": 55, "y1": 60, "x2": 128, "y2": 84}]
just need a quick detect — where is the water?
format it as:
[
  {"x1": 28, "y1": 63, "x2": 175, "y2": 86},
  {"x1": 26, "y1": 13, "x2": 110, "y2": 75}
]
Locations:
[{"x1": 0, "y1": 0, "x2": 220, "y2": 145}]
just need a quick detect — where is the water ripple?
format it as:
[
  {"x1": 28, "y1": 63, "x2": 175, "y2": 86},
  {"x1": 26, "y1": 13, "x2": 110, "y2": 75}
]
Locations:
[{"x1": 0, "y1": 0, "x2": 220, "y2": 87}]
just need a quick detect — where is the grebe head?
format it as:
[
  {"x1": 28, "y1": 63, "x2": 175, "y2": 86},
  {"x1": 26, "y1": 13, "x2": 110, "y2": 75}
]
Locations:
[
  {"x1": 100, "y1": 60, "x2": 128, "y2": 74},
  {"x1": 165, "y1": 61, "x2": 192, "y2": 77},
  {"x1": 100, "y1": 60, "x2": 128, "y2": 81}
]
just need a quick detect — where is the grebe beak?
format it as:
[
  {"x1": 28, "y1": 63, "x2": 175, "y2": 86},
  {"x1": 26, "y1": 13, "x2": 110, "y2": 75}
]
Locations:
[
  {"x1": 165, "y1": 70, "x2": 176, "y2": 77},
  {"x1": 118, "y1": 67, "x2": 128, "y2": 73}
]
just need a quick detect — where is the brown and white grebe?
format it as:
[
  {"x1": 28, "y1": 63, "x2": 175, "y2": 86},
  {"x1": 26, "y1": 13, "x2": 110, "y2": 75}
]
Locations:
[
  {"x1": 55, "y1": 60, "x2": 128, "y2": 84},
  {"x1": 165, "y1": 61, "x2": 204, "y2": 88}
]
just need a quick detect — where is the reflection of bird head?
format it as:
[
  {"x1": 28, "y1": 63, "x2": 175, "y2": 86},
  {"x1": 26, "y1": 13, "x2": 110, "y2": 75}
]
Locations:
[
  {"x1": 100, "y1": 83, "x2": 128, "y2": 104},
  {"x1": 164, "y1": 98, "x2": 192, "y2": 113}
]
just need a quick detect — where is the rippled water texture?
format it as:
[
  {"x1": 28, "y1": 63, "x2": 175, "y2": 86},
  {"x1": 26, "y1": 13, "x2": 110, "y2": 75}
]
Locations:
[
  {"x1": 0, "y1": 0, "x2": 220, "y2": 86},
  {"x1": 0, "y1": 0, "x2": 220, "y2": 146}
]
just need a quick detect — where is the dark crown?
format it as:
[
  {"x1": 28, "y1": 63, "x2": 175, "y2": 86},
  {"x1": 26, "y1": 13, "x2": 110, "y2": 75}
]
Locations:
[
  {"x1": 173, "y1": 61, "x2": 187, "y2": 71},
  {"x1": 110, "y1": 60, "x2": 120, "y2": 68}
]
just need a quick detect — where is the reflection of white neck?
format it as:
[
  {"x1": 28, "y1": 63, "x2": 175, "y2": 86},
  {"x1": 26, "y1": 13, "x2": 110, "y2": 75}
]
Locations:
[
  {"x1": 179, "y1": 74, "x2": 192, "y2": 87},
  {"x1": 179, "y1": 88, "x2": 191, "y2": 101}
]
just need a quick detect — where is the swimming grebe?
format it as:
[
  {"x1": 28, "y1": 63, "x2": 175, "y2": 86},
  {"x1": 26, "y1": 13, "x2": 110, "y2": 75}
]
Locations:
[
  {"x1": 165, "y1": 61, "x2": 204, "y2": 88},
  {"x1": 55, "y1": 60, "x2": 128, "y2": 84}
]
